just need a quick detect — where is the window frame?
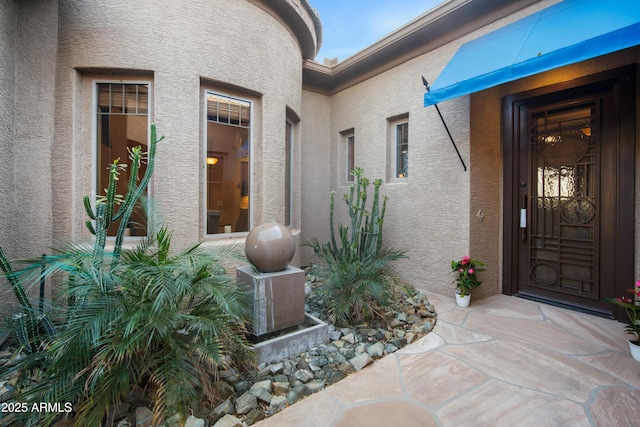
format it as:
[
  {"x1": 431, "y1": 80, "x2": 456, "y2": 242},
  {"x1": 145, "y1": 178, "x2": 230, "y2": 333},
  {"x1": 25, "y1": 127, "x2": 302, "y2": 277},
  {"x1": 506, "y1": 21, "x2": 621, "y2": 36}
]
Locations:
[
  {"x1": 391, "y1": 117, "x2": 409, "y2": 181},
  {"x1": 203, "y1": 89, "x2": 254, "y2": 237},
  {"x1": 346, "y1": 132, "x2": 355, "y2": 183},
  {"x1": 340, "y1": 128, "x2": 355, "y2": 185},
  {"x1": 91, "y1": 79, "x2": 152, "y2": 238},
  {"x1": 285, "y1": 119, "x2": 294, "y2": 227}
]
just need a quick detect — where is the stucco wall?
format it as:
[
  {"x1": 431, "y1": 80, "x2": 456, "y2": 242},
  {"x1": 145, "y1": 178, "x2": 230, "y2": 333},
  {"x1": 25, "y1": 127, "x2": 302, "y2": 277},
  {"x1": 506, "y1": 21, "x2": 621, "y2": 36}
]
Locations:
[
  {"x1": 299, "y1": 90, "x2": 331, "y2": 265},
  {"x1": 302, "y1": 49, "x2": 473, "y2": 296},
  {"x1": 468, "y1": 87, "x2": 502, "y2": 300},
  {"x1": 0, "y1": 0, "x2": 58, "y2": 260},
  {"x1": 300, "y1": 0, "x2": 567, "y2": 298},
  {"x1": 51, "y1": 0, "x2": 311, "y2": 252},
  {"x1": 0, "y1": 0, "x2": 17, "y2": 258}
]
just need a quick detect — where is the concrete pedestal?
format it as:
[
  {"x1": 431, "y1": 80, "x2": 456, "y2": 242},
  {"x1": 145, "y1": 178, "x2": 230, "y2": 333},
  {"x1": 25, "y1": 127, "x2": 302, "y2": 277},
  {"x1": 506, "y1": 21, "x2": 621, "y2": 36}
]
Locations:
[{"x1": 236, "y1": 265, "x2": 305, "y2": 336}]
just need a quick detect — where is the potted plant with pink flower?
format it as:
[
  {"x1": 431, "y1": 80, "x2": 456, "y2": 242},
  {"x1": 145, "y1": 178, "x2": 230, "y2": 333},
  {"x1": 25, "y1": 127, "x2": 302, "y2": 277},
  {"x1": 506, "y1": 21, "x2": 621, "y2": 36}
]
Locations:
[
  {"x1": 606, "y1": 280, "x2": 640, "y2": 361},
  {"x1": 451, "y1": 255, "x2": 485, "y2": 307}
]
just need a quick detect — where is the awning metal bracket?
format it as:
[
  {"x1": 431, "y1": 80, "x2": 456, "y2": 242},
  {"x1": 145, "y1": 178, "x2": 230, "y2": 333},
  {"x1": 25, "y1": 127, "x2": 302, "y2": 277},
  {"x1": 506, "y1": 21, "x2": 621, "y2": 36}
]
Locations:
[{"x1": 422, "y1": 76, "x2": 467, "y2": 172}]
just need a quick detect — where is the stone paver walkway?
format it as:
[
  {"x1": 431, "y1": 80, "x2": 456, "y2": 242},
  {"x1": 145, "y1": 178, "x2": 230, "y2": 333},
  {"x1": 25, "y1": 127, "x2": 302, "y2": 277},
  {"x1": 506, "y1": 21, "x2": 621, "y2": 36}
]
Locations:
[{"x1": 255, "y1": 293, "x2": 640, "y2": 426}]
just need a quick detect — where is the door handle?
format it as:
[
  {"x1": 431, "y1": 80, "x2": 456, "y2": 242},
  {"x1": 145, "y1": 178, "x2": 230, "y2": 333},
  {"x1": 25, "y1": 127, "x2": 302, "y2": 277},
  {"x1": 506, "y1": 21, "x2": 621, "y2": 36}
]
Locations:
[{"x1": 520, "y1": 194, "x2": 527, "y2": 241}]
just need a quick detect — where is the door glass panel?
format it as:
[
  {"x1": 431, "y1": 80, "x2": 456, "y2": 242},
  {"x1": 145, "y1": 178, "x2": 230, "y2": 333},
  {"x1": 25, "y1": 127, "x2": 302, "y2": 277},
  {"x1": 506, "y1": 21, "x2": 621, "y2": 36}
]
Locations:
[{"x1": 529, "y1": 103, "x2": 598, "y2": 298}]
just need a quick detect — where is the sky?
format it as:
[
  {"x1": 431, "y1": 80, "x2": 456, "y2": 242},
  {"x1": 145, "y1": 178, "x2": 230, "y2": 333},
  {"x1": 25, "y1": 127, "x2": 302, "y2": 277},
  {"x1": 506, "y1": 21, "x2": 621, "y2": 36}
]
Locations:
[{"x1": 309, "y1": 0, "x2": 446, "y2": 62}]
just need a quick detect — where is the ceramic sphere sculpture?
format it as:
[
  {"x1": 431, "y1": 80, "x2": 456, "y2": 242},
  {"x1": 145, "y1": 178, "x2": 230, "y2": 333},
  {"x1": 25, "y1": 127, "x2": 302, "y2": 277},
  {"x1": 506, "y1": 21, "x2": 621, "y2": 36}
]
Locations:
[{"x1": 245, "y1": 222, "x2": 295, "y2": 273}]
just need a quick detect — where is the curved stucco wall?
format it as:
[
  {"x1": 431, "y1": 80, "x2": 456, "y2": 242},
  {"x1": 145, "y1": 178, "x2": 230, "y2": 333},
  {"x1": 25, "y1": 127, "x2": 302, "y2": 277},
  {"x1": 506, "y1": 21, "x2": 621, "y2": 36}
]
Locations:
[
  {"x1": 50, "y1": 0, "x2": 313, "y2": 251},
  {"x1": 0, "y1": 0, "x2": 58, "y2": 260},
  {"x1": 0, "y1": 0, "x2": 17, "y2": 257}
]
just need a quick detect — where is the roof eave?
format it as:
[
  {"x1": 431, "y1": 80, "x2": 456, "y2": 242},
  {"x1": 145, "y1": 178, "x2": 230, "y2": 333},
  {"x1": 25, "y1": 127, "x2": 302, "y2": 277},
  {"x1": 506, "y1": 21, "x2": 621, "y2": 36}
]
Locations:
[{"x1": 303, "y1": 0, "x2": 542, "y2": 95}]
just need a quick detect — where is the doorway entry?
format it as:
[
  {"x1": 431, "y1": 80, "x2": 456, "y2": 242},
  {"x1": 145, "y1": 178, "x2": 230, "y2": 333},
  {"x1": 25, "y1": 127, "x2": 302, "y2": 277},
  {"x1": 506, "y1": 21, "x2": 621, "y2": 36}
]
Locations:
[{"x1": 503, "y1": 66, "x2": 635, "y2": 318}]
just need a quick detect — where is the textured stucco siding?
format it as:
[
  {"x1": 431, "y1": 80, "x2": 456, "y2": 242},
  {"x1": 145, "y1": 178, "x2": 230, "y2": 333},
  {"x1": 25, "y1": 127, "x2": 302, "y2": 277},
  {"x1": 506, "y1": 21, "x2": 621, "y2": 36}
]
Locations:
[
  {"x1": 0, "y1": 0, "x2": 17, "y2": 258},
  {"x1": 1, "y1": 0, "x2": 58, "y2": 260},
  {"x1": 51, "y1": 0, "x2": 309, "y2": 252},
  {"x1": 303, "y1": 49, "x2": 472, "y2": 295},
  {"x1": 469, "y1": 87, "x2": 502, "y2": 300},
  {"x1": 299, "y1": 90, "x2": 331, "y2": 266}
]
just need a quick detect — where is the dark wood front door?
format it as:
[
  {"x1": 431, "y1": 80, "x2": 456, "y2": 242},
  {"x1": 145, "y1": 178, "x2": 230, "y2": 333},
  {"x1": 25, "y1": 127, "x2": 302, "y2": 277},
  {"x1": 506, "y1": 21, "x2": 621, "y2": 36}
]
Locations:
[{"x1": 503, "y1": 66, "x2": 635, "y2": 318}]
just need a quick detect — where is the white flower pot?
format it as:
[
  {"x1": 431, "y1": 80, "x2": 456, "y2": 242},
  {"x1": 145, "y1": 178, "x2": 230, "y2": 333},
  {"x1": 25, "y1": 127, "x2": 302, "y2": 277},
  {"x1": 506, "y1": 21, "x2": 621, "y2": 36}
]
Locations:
[
  {"x1": 630, "y1": 340, "x2": 640, "y2": 362},
  {"x1": 455, "y1": 292, "x2": 471, "y2": 308}
]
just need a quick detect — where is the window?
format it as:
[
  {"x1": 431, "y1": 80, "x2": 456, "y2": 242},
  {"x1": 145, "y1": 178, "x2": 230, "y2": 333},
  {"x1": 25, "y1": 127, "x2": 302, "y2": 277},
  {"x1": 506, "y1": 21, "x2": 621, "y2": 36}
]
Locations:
[
  {"x1": 340, "y1": 129, "x2": 355, "y2": 183},
  {"x1": 285, "y1": 120, "x2": 293, "y2": 226},
  {"x1": 205, "y1": 92, "x2": 251, "y2": 234},
  {"x1": 95, "y1": 82, "x2": 150, "y2": 236},
  {"x1": 395, "y1": 121, "x2": 409, "y2": 179},
  {"x1": 346, "y1": 133, "x2": 355, "y2": 182}
]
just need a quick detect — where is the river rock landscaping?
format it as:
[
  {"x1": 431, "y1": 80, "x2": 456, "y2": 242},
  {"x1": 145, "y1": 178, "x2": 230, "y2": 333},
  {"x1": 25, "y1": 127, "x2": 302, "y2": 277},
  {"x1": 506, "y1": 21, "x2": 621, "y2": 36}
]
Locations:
[{"x1": 0, "y1": 274, "x2": 436, "y2": 427}]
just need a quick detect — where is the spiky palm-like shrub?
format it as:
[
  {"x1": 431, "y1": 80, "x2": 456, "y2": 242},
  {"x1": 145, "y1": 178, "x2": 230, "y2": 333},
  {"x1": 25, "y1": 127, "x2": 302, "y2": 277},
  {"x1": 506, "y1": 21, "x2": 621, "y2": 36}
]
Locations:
[
  {"x1": 0, "y1": 246, "x2": 55, "y2": 354},
  {"x1": 2, "y1": 125, "x2": 255, "y2": 426},
  {"x1": 7, "y1": 227, "x2": 254, "y2": 427},
  {"x1": 1, "y1": 125, "x2": 163, "y2": 353},
  {"x1": 308, "y1": 246, "x2": 410, "y2": 326},
  {"x1": 306, "y1": 168, "x2": 411, "y2": 326}
]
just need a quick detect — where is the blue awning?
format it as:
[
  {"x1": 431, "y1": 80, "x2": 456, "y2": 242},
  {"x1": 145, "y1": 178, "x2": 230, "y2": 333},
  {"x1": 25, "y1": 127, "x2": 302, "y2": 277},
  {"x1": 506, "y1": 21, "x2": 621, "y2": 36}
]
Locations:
[{"x1": 424, "y1": 0, "x2": 640, "y2": 106}]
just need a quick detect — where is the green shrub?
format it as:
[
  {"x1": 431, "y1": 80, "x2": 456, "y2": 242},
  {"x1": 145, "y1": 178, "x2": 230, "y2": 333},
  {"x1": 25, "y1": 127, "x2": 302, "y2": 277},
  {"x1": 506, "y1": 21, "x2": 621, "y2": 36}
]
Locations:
[
  {"x1": 306, "y1": 168, "x2": 411, "y2": 326},
  {"x1": 1, "y1": 126, "x2": 163, "y2": 354},
  {"x1": 0, "y1": 245, "x2": 55, "y2": 354},
  {"x1": 7, "y1": 227, "x2": 254, "y2": 426},
  {"x1": 2, "y1": 125, "x2": 255, "y2": 426}
]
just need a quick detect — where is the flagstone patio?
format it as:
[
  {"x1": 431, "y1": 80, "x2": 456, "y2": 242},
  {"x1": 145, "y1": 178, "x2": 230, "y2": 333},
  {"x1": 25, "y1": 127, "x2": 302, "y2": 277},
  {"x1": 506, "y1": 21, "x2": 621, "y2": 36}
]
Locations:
[{"x1": 254, "y1": 293, "x2": 640, "y2": 426}]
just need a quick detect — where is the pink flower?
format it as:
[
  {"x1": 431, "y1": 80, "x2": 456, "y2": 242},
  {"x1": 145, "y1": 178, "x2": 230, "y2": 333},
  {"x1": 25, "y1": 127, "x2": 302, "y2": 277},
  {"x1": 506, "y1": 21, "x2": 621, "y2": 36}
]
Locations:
[
  {"x1": 461, "y1": 259, "x2": 468, "y2": 265},
  {"x1": 617, "y1": 297, "x2": 633, "y2": 303},
  {"x1": 635, "y1": 279, "x2": 640, "y2": 289},
  {"x1": 458, "y1": 268, "x2": 464, "y2": 273},
  {"x1": 468, "y1": 268, "x2": 474, "y2": 274}
]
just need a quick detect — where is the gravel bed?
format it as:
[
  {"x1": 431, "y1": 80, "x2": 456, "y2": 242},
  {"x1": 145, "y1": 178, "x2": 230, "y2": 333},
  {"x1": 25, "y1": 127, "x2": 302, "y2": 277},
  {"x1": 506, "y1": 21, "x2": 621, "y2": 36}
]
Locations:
[{"x1": 0, "y1": 276, "x2": 437, "y2": 427}]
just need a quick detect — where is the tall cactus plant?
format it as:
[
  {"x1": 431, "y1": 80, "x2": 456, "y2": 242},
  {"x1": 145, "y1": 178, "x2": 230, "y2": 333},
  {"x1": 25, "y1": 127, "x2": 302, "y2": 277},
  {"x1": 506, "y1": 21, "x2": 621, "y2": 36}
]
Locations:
[
  {"x1": 1, "y1": 124, "x2": 163, "y2": 352},
  {"x1": 84, "y1": 124, "x2": 163, "y2": 261},
  {"x1": 306, "y1": 167, "x2": 410, "y2": 325},
  {"x1": 326, "y1": 167, "x2": 386, "y2": 262}
]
